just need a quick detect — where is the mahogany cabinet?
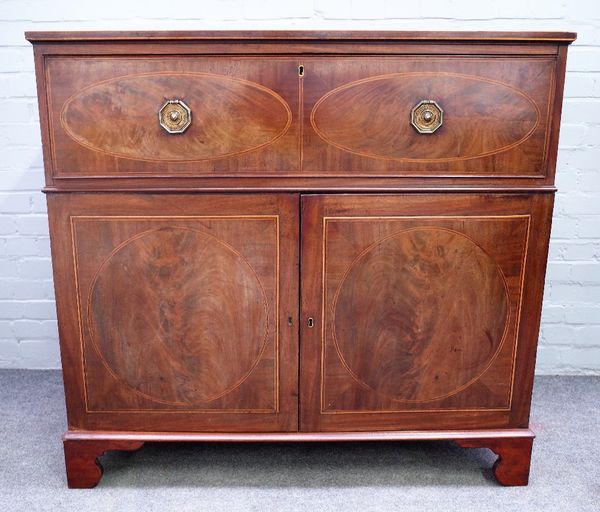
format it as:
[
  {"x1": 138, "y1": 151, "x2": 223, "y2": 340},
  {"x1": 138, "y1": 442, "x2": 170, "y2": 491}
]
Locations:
[{"x1": 26, "y1": 30, "x2": 575, "y2": 488}]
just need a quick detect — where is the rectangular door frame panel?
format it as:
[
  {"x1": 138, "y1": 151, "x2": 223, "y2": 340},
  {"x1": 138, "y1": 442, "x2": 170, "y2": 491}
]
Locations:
[
  {"x1": 48, "y1": 192, "x2": 300, "y2": 432},
  {"x1": 299, "y1": 193, "x2": 553, "y2": 432}
]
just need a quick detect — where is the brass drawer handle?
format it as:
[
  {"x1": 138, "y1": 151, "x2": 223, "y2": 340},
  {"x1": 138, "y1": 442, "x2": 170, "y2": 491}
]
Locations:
[
  {"x1": 159, "y1": 99, "x2": 192, "y2": 134},
  {"x1": 411, "y1": 100, "x2": 443, "y2": 134}
]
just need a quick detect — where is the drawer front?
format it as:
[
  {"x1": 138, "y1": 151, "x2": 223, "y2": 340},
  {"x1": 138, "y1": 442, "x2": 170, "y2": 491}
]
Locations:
[
  {"x1": 303, "y1": 57, "x2": 557, "y2": 177},
  {"x1": 48, "y1": 193, "x2": 299, "y2": 432},
  {"x1": 300, "y1": 193, "x2": 553, "y2": 431},
  {"x1": 40, "y1": 53, "x2": 560, "y2": 183},
  {"x1": 44, "y1": 57, "x2": 300, "y2": 178}
]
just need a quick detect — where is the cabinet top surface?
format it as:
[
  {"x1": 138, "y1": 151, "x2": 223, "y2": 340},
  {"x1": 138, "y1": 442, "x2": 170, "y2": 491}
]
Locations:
[{"x1": 25, "y1": 30, "x2": 576, "y2": 43}]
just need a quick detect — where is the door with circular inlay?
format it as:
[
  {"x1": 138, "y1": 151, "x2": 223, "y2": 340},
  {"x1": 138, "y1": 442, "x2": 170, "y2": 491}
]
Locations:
[
  {"x1": 299, "y1": 193, "x2": 545, "y2": 432},
  {"x1": 52, "y1": 193, "x2": 299, "y2": 432}
]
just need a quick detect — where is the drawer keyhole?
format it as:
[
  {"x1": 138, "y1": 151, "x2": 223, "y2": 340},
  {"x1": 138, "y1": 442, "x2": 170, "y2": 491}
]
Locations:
[{"x1": 307, "y1": 317, "x2": 314, "y2": 328}]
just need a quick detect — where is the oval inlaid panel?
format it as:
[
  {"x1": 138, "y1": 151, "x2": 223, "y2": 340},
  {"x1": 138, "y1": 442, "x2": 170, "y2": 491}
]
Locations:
[
  {"x1": 87, "y1": 227, "x2": 269, "y2": 405},
  {"x1": 61, "y1": 72, "x2": 292, "y2": 162},
  {"x1": 311, "y1": 72, "x2": 539, "y2": 162},
  {"x1": 332, "y1": 228, "x2": 509, "y2": 402}
]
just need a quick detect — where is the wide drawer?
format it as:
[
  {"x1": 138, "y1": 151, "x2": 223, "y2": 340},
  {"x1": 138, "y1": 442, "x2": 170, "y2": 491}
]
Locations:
[
  {"x1": 43, "y1": 56, "x2": 301, "y2": 178},
  {"x1": 40, "y1": 54, "x2": 559, "y2": 183},
  {"x1": 302, "y1": 56, "x2": 558, "y2": 177}
]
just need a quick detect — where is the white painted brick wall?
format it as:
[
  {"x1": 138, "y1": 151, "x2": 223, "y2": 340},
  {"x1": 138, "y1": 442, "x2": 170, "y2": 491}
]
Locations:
[{"x1": 0, "y1": 0, "x2": 599, "y2": 373}]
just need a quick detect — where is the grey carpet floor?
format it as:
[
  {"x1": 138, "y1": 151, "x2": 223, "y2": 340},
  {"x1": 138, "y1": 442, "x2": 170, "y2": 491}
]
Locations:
[{"x1": 0, "y1": 371, "x2": 598, "y2": 512}]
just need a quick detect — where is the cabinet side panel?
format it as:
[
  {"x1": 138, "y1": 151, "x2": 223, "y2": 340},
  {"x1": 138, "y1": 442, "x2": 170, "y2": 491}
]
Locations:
[
  {"x1": 509, "y1": 193, "x2": 554, "y2": 427},
  {"x1": 47, "y1": 194, "x2": 86, "y2": 428}
]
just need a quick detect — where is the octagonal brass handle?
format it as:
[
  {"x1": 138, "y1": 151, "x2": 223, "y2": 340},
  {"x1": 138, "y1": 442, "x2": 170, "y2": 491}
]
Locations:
[
  {"x1": 411, "y1": 100, "x2": 443, "y2": 134},
  {"x1": 159, "y1": 99, "x2": 192, "y2": 134}
]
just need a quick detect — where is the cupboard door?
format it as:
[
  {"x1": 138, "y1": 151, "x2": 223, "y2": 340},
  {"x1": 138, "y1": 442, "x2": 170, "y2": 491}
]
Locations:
[
  {"x1": 48, "y1": 193, "x2": 299, "y2": 432},
  {"x1": 300, "y1": 194, "x2": 553, "y2": 431}
]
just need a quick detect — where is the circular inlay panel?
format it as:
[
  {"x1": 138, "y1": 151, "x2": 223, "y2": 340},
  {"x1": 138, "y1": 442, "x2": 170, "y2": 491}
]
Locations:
[
  {"x1": 332, "y1": 228, "x2": 509, "y2": 402},
  {"x1": 88, "y1": 227, "x2": 269, "y2": 405}
]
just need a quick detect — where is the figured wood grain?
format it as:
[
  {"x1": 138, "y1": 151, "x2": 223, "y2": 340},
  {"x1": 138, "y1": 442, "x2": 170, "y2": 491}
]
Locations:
[
  {"x1": 73, "y1": 213, "x2": 278, "y2": 414},
  {"x1": 29, "y1": 30, "x2": 573, "y2": 488},
  {"x1": 30, "y1": 32, "x2": 572, "y2": 189},
  {"x1": 47, "y1": 193, "x2": 299, "y2": 431},
  {"x1": 61, "y1": 72, "x2": 292, "y2": 162},
  {"x1": 303, "y1": 57, "x2": 555, "y2": 176},
  {"x1": 86, "y1": 225, "x2": 270, "y2": 405},
  {"x1": 300, "y1": 193, "x2": 552, "y2": 432},
  {"x1": 332, "y1": 226, "x2": 510, "y2": 403},
  {"x1": 45, "y1": 57, "x2": 300, "y2": 177},
  {"x1": 311, "y1": 72, "x2": 539, "y2": 162}
]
